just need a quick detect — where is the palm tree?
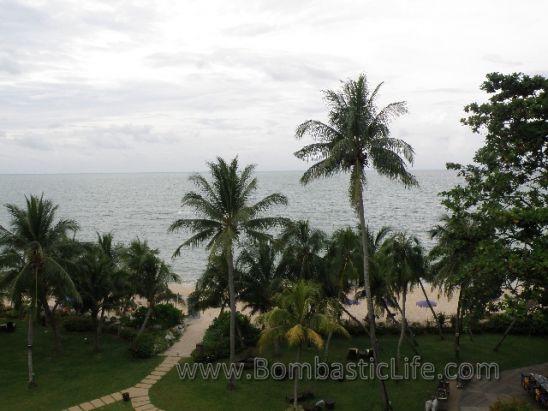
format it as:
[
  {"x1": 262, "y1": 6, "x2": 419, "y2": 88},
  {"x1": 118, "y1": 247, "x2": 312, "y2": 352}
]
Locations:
[
  {"x1": 378, "y1": 233, "x2": 423, "y2": 369},
  {"x1": 259, "y1": 280, "x2": 346, "y2": 410},
  {"x1": 277, "y1": 220, "x2": 326, "y2": 281},
  {"x1": 169, "y1": 157, "x2": 288, "y2": 389},
  {"x1": 295, "y1": 74, "x2": 416, "y2": 410},
  {"x1": 0, "y1": 195, "x2": 79, "y2": 387},
  {"x1": 238, "y1": 240, "x2": 283, "y2": 315},
  {"x1": 74, "y1": 233, "x2": 124, "y2": 351},
  {"x1": 123, "y1": 239, "x2": 179, "y2": 340},
  {"x1": 188, "y1": 253, "x2": 232, "y2": 315},
  {"x1": 429, "y1": 213, "x2": 484, "y2": 358}
]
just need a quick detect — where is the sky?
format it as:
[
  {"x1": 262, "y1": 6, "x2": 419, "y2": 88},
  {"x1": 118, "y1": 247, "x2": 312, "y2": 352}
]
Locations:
[{"x1": 0, "y1": 0, "x2": 546, "y2": 174}]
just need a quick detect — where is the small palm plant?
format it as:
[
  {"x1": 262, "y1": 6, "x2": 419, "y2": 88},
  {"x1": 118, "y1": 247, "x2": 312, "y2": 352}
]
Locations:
[
  {"x1": 123, "y1": 239, "x2": 179, "y2": 339},
  {"x1": 259, "y1": 280, "x2": 347, "y2": 410}
]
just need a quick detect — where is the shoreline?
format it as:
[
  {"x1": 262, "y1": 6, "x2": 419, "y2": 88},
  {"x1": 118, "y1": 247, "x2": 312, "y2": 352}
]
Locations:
[{"x1": 168, "y1": 281, "x2": 458, "y2": 329}]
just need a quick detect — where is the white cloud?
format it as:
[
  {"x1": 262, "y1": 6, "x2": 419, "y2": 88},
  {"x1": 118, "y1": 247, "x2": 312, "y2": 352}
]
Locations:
[{"x1": 0, "y1": 0, "x2": 546, "y2": 173}]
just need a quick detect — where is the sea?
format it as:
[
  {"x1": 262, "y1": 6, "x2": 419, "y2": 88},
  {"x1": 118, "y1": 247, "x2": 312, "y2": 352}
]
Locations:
[{"x1": 0, "y1": 170, "x2": 461, "y2": 283}]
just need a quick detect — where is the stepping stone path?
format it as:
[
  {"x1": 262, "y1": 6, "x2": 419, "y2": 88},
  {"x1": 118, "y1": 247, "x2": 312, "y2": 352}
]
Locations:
[
  {"x1": 62, "y1": 356, "x2": 180, "y2": 411},
  {"x1": 62, "y1": 317, "x2": 213, "y2": 411}
]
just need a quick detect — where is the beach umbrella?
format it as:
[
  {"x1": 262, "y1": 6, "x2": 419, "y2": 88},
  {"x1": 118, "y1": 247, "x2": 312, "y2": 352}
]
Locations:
[
  {"x1": 416, "y1": 299, "x2": 437, "y2": 308},
  {"x1": 416, "y1": 299, "x2": 437, "y2": 323}
]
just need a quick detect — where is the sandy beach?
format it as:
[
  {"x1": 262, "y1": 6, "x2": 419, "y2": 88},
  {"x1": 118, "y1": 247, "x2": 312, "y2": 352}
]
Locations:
[{"x1": 168, "y1": 282, "x2": 459, "y2": 335}]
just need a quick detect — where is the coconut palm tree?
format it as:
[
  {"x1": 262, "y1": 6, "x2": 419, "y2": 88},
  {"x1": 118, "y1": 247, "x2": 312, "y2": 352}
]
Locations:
[
  {"x1": 188, "y1": 252, "x2": 232, "y2": 315},
  {"x1": 238, "y1": 240, "x2": 283, "y2": 315},
  {"x1": 0, "y1": 195, "x2": 79, "y2": 387},
  {"x1": 277, "y1": 220, "x2": 326, "y2": 281},
  {"x1": 74, "y1": 233, "x2": 125, "y2": 351},
  {"x1": 378, "y1": 233, "x2": 424, "y2": 369},
  {"x1": 259, "y1": 280, "x2": 346, "y2": 410},
  {"x1": 123, "y1": 239, "x2": 179, "y2": 340},
  {"x1": 429, "y1": 213, "x2": 484, "y2": 358},
  {"x1": 169, "y1": 157, "x2": 288, "y2": 389},
  {"x1": 295, "y1": 75, "x2": 416, "y2": 410}
]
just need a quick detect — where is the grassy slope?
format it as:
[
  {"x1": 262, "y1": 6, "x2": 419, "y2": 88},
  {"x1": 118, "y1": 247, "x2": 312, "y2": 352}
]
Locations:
[
  {"x1": 150, "y1": 333, "x2": 548, "y2": 411},
  {"x1": 0, "y1": 320, "x2": 161, "y2": 411}
]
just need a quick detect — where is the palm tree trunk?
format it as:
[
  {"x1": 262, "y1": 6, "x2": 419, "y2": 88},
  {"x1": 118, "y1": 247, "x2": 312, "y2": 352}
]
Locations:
[
  {"x1": 28, "y1": 265, "x2": 38, "y2": 387},
  {"x1": 226, "y1": 245, "x2": 237, "y2": 390},
  {"x1": 27, "y1": 302, "x2": 35, "y2": 387},
  {"x1": 293, "y1": 344, "x2": 302, "y2": 410},
  {"x1": 392, "y1": 298, "x2": 419, "y2": 347},
  {"x1": 493, "y1": 317, "x2": 516, "y2": 352},
  {"x1": 418, "y1": 279, "x2": 444, "y2": 339},
  {"x1": 454, "y1": 290, "x2": 463, "y2": 360},
  {"x1": 397, "y1": 290, "x2": 407, "y2": 371},
  {"x1": 324, "y1": 331, "x2": 333, "y2": 362},
  {"x1": 41, "y1": 298, "x2": 61, "y2": 351},
  {"x1": 381, "y1": 298, "x2": 419, "y2": 355},
  {"x1": 92, "y1": 307, "x2": 100, "y2": 352},
  {"x1": 136, "y1": 304, "x2": 153, "y2": 340},
  {"x1": 340, "y1": 305, "x2": 370, "y2": 337},
  {"x1": 356, "y1": 186, "x2": 392, "y2": 411}
]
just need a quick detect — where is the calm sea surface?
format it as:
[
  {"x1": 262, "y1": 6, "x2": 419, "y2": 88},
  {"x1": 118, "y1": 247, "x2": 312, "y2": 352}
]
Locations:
[{"x1": 0, "y1": 171, "x2": 460, "y2": 283}]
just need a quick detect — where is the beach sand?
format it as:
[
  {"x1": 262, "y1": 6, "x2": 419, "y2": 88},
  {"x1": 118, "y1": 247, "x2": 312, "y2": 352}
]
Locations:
[{"x1": 168, "y1": 282, "x2": 458, "y2": 335}]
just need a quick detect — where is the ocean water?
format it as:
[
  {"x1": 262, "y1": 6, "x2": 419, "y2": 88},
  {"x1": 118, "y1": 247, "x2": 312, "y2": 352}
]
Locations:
[{"x1": 0, "y1": 170, "x2": 460, "y2": 283}]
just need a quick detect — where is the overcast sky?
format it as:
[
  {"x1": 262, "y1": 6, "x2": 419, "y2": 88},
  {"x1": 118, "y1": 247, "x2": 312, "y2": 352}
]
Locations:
[{"x1": 0, "y1": 0, "x2": 546, "y2": 173}]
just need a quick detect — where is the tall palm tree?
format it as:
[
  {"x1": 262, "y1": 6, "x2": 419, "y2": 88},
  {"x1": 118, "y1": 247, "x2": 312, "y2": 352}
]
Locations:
[
  {"x1": 123, "y1": 239, "x2": 179, "y2": 340},
  {"x1": 0, "y1": 195, "x2": 79, "y2": 387},
  {"x1": 378, "y1": 233, "x2": 423, "y2": 368},
  {"x1": 169, "y1": 157, "x2": 288, "y2": 389},
  {"x1": 277, "y1": 220, "x2": 326, "y2": 281},
  {"x1": 295, "y1": 74, "x2": 416, "y2": 410},
  {"x1": 259, "y1": 280, "x2": 346, "y2": 410}
]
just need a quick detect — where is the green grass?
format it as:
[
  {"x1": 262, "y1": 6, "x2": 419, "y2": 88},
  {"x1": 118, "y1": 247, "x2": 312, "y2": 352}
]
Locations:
[
  {"x1": 150, "y1": 333, "x2": 548, "y2": 411},
  {"x1": 0, "y1": 320, "x2": 162, "y2": 411}
]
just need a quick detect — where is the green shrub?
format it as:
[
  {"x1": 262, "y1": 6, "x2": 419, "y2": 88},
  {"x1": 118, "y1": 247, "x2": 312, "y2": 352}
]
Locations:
[
  {"x1": 489, "y1": 398, "x2": 532, "y2": 411},
  {"x1": 119, "y1": 327, "x2": 137, "y2": 341},
  {"x1": 191, "y1": 312, "x2": 259, "y2": 362},
  {"x1": 63, "y1": 316, "x2": 94, "y2": 332},
  {"x1": 153, "y1": 304, "x2": 184, "y2": 328},
  {"x1": 483, "y1": 313, "x2": 548, "y2": 335},
  {"x1": 131, "y1": 304, "x2": 183, "y2": 330},
  {"x1": 130, "y1": 334, "x2": 157, "y2": 358}
]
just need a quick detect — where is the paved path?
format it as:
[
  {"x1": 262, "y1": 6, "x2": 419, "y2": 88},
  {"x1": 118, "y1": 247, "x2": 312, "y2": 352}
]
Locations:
[
  {"x1": 62, "y1": 317, "x2": 210, "y2": 411},
  {"x1": 459, "y1": 362, "x2": 548, "y2": 411}
]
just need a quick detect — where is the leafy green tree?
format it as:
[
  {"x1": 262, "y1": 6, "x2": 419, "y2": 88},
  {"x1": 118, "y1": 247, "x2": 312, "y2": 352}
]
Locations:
[
  {"x1": 277, "y1": 220, "x2": 326, "y2": 281},
  {"x1": 123, "y1": 239, "x2": 179, "y2": 340},
  {"x1": 439, "y1": 72, "x2": 547, "y2": 350},
  {"x1": 169, "y1": 157, "x2": 288, "y2": 389},
  {"x1": 295, "y1": 74, "x2": 416, "y2": 410},
  {"x1": 259, "y1": 280, "x2": 346, "y2": 410},
  {"x1": 0, "y1": 195, "x2": 79, "y2": 386}
]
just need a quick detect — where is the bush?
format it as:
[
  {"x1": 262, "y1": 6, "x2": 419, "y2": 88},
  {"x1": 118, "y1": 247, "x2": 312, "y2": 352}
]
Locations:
[
  {"x1": 191, "y1": 312, "x2": 260, "y2": 363},
  {"x1": 63, "y1": 316, "x2": 94, "y2": 332},
  {"x1": 153, "y1": 304, "x2": 184, "y2": 328},
  {"x1": 130, "y1": 304, "x2": 184, "y2": 330},
  {"x1": 483, "y1": 313, "x2": 548, "y2": 336},
  {"x1": 489, "y1": 398, "x2": 532, "y2": 411},
  {"x1": 130, "y1": 334, "x2": 157, "y2": 358},
  {"x1": 119, "y1": 327, "x2": 137, "y2": 341}
]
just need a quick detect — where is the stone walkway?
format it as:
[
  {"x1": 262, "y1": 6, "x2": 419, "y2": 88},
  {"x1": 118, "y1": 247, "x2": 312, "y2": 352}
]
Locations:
[
  {"x1": 62, "y1": 317, "x2": 211, "y2": 411},
  {"x1": 459, "y1": 362, "x2": 548, "y2": 411}
]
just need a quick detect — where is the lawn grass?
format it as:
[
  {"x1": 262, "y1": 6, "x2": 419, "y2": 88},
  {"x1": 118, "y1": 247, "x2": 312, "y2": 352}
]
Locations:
[
  {"x1": 0, "y1": 320, "x2": 162, "y2": 411},
  {"x1": 149, "y1": 333, "x2": 548, "y2": 411}
]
